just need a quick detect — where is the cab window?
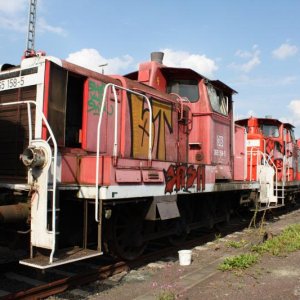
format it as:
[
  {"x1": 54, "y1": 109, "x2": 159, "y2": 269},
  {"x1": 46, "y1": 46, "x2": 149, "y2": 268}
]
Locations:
[
  {"x1": 290, "y1": 129, "x2": 296, "y2": 142},
  {"x1": 261, "y1": 124, "x2": 279, "y2": 138},
  {"x1": 207, "y1": 84, "x2": 228, "y2": 115},
  {"x1": 167, "y1": 79, "x2": 199, "y2": 102}
]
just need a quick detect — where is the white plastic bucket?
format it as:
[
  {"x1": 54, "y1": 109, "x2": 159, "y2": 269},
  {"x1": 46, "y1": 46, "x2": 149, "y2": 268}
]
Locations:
[{"x1": 178, "y1": 250, "x2": 192, "y2": 266}]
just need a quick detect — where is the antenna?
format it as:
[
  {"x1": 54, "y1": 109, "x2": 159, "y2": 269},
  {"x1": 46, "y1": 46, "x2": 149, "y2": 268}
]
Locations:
[{"x1": 25, "y1": 0, "x2": 37, "y2": 57}]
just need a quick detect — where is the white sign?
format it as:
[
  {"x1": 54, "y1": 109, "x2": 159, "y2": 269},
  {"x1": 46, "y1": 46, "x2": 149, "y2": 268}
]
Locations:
[
  {"x1": 0, "y1": 73, "x2": 40, "y2": 91},
  {"x1": 246, "y1": 139, "x2": 260, "y2": 147}
]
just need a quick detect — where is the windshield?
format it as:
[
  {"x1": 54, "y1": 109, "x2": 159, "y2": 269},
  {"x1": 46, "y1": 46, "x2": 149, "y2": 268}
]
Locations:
[
  {"x1": 261, "y1": 124, "x2": 279, "y2": 137},
  {"x1": 207, "y1": 84, "x2": 228, "y2": 115},
  {"x1": 167, "y1": 79, "x2": 199, "y2": 102}
]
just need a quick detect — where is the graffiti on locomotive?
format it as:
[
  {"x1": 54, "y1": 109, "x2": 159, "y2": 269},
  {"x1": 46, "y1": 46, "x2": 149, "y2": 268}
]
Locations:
[
  {"x1": 128, "y1": 93, "x2": 173, "y2": 160},
  {"x1": 88, "y1": 80, "x2": 114, "y2": 116},
  {"x1": 164, "y1": 164, "x2": 204, "y2": 194}
]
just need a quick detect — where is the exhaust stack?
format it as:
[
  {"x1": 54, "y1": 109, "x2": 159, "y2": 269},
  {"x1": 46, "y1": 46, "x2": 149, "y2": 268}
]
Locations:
[{"x1": 151, "y1": 52, "x2": 164, "y2": 64}]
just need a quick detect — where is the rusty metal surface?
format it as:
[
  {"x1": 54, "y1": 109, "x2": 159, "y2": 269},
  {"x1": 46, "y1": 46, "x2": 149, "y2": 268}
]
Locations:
[
  {"x1": 3, "y1": 261, "x2": 129, "y2": 300},
  {"x1": 0, "y1": 203, "x2": 29, "y2": 224},
  {"x1": 0, "y1": 86, "x2": 36, "y2": 179},
  {"x1": 61, "y1": 60, "x2": 120, "y2": 86}
]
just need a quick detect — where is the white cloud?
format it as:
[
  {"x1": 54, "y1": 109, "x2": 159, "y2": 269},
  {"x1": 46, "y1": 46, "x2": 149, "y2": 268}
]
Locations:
[
  {"x1": 38, "y1": 18, "x2": 67, "y2": 37},
  {"x1": 230, "y1": 45, "x2": 261, "y2": 73},
  {"x1": 235, "y1": 110, "x2": 257, "y2": 121},
  {"x1": 281, "y1": 100, "x2": 300, "y2": 137},
  {"x1": 66, "y1": 48, "x2": 134, "y2": 75},
  {"x1": 287, "y1": 100, "x2": 300, "y2": 127},
  {"x1": 235, "y1": 49, "x2": 253, "y2": 59},
  {"x1": 0, "y1": 16, "x2": 26, "y2": 32},
  {"x1": 281, "y1": 76, "x2": 297, "y2": 85},
  {"x1": 0, "y1": 0, "x2": 27, "y2": 32},
  {"x1": 161, "y1": 48, "x2": 218, "y2": 78},
  {"x1": 0, "y1": 0, "x2": 27, "y2": 15},
  {"x1": 272, "y1": 43, "x2": 298, "y2": 60},
  {"x1": 0, "y1": 1, "x2": 66, "y2": 37}
]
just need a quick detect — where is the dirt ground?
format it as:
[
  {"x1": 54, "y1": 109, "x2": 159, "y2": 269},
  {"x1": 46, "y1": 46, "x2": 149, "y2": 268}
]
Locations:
[{"x1": 53, "y1": 208, "x2": 300, "y2": 300}]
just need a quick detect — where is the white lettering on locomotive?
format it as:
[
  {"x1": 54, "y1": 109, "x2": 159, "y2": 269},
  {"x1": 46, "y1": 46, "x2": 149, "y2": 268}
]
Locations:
[
  {"x1": 246, "y1": 139, "x2": 260, "y2": 147},
  {"x1": 0, "y1": 73, "x2": 40, "y2": 91},
  {"x1": 216, "y1": 135, "x2": 224, "y2": 147},
  {"x1": 214, "y1": 149, "x2": 226, "y2": 157}
]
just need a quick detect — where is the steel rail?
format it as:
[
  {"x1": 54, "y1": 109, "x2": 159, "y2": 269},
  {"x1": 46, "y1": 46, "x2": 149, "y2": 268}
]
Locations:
[
  {"x1": 3, "y1": 261, "x2": 129, "y2": 300},
  {"x1": 2, "y1": 216, "x2": 254, "y2": 300}
]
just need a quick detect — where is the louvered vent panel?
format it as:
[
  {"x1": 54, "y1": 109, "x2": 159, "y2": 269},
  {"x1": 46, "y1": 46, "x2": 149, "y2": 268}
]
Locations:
[{"x1": 0, "y1": 86, "x2": 36, "y2": 179}]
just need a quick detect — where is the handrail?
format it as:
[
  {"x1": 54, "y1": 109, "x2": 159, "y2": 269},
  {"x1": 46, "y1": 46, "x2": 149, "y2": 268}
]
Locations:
[
  {"x1": 0, "y1": 100, "x2": 58, "y2": 264},
  {"x1": 95, "y1": 84, "x2": 152, "y2": 222},
  {"x1": 247, "y1": 148, "x2": 279, "y2": 201},
  {"x1": 169, "y1": 92, "x2": 189, "y2": 121}
]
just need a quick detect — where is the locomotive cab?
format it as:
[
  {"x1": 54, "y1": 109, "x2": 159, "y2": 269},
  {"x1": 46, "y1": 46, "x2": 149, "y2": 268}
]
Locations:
[{"x1": 128, "y1": 52, "x2": 237, "y2": 181}]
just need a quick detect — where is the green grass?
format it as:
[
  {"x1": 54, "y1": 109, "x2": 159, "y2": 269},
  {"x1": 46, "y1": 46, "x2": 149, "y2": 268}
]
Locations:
[
  {"x1": 218, "y1": 253, "x2": 259, "y2": 271},
  {"x1": 218, "y1": 223, "x2": 300, "y2": 271},
  {"x1": 158, "y1": 290, "x2": 176, "y2": 300},
  {"x1": 219, "y1": 224, "x2": 300, "y2": 272},
  {"x1": 252, "y1": 224, "x2": 300, "y2": 256},
  {"x1": 226, "y1": 240, "x2": 247, "y2": 249}
]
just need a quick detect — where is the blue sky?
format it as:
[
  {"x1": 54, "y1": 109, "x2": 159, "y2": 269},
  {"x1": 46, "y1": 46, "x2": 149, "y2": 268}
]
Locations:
[{"x1": 1, "y1": 0, "x2": 300, "y2": 136}]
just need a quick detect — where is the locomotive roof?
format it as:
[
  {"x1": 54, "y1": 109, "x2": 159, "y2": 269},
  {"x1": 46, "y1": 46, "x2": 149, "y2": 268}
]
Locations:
[
  {"x1": 62, "y1": 60, "x2": 178, "y2": 104},
  {"x1": 211, "y1": 80, "x2": 237, "y2": 95},
  {"x1": 236, "y1": 118, "x2": 296, "y2": 130},
  {"x1": 126, "y1": 66, "x2": 237, "y2": 95},
  {"x1": 236, "y1": 117, "x2": 283, "y2": 125},
  {"x1": 284, "y1": 122, "x2": 295, "y2": 129},
  {"x1": 113, "y1": 75, "x2": 180, "y2": 105},
  {"x1": 160, "y1": 67, "x2": 237, "y2": 94},
  {"x1": 61, "y1": 59, "x2": 121, "y2": 86}
]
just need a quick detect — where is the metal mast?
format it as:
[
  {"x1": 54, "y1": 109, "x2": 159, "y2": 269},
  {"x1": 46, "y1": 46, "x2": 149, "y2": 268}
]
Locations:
[{"x1": 25, "y1": 0, "x2": 37, "y2": 56}]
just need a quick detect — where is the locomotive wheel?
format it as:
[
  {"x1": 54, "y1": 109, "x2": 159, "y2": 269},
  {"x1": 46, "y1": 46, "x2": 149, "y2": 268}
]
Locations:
[{"x1": 107, "y1": 205, "x2": 147, "y2": 260}]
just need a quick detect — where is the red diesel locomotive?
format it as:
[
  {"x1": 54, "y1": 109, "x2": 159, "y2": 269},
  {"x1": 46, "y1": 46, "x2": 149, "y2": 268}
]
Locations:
[
  {"x1": 0, "y1": 51, "x2": 298, "y2": 268},
  {"x1": 236, "y1": 117, "x2": 299, "y2": 206}
]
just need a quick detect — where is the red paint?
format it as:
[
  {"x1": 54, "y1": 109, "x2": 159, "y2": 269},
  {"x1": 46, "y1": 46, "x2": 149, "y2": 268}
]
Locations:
[
  {"x1": 236, "y1": 117, "x2": 298, "y2": 183},
  {"x1": 81, "y1": 79, "x2": 89, "y2": 150},
  {"x1": 234, "y1": 125, "x2": 246, "y2": 180}
]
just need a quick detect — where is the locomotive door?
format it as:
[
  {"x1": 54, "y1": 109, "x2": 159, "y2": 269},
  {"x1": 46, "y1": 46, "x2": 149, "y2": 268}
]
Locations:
[
  {"x1": 211, "y1": 114, "x2": 232, "y2": 179},
  {"x1": 207, "y1": 83, "x2": 233, "y2": 180},
  {"x1": 82, "y1": 78, "x2": 115, "y2": 153}
]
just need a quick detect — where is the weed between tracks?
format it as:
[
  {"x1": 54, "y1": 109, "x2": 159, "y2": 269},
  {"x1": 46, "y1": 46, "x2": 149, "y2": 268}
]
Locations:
[
  {"x1": 226, "y1": 239, "x2": 247, "y2": 249},
  {"x1": 218, "y1": 253, "x2": 259, "y2": 271},
  {"x1": 252, "y1": 224, "x2": 300, "y2": 255},
  {"x1": 219, "y1": 223, "x2": 300, "y2": 271},
  {"x1": 158, "y1": 290, "x2": 176, "y2": 300}
]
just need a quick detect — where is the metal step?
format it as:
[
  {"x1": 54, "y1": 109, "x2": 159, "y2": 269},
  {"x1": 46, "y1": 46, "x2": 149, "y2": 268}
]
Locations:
[
  {"x1": 20, "y1": 247, "x2": 102, "y2": 269},
  {"x1": 251, "y1": 204, "x2": 285, "y2": 211}
]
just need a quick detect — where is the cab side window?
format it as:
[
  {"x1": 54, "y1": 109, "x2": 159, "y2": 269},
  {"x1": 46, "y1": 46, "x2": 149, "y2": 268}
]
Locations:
[{"x1": 207, "y1": 84, "x2": 228, "y2": 115}]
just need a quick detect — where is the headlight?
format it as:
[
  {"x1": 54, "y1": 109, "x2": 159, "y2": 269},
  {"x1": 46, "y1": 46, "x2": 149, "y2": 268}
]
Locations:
[{"x1": 20, "y1": 146, "x2": 47, "y2": 168}]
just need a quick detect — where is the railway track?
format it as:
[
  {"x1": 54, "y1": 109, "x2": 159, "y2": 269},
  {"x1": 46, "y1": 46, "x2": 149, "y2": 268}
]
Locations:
[{"x1": 0, "y1": 207, "x2": 292, "y2": 300}]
